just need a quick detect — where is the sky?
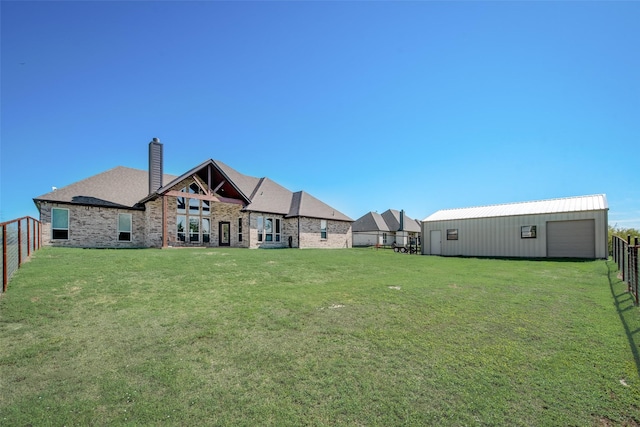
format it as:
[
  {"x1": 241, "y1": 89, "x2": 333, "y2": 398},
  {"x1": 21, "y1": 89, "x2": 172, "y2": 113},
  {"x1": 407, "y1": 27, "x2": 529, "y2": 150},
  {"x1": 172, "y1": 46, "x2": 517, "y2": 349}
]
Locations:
[{"x1": 1, "y1": 1, "x2": 639, "y2": 228}]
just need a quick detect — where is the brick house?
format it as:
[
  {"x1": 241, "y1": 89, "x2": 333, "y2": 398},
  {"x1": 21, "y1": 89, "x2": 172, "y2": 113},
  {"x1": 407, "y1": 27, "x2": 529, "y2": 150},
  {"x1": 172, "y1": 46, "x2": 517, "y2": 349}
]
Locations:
[
  {"x1": 352, "y1": 209, "x2": 421, "y2": 247},
  {"x1": 34, "y1": 139, "x2": 353, "y2": 249}
]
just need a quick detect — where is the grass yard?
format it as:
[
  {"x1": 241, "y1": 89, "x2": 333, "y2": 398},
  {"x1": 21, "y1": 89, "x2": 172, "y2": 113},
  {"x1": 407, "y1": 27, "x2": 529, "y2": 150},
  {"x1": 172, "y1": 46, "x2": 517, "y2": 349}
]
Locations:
[{"x1": 1, "y1": 247, "x2": 639, "y2": 426}]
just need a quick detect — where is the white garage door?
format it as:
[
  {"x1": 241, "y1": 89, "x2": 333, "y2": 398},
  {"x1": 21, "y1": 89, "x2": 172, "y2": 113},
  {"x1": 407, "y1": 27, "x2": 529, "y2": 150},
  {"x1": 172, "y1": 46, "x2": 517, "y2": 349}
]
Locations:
[{"x1": 546, "y1": 220, "x2": 595, "y2": 258}]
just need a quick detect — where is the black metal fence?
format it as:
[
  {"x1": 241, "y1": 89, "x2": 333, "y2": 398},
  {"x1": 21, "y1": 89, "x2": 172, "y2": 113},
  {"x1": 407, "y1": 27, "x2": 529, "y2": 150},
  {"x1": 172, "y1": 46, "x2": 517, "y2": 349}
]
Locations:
[
  {"x1": 612, "y1": 234, "x2": 639, "y2": 306},
  {"x1": 1, "y1": 216, "x2": 42, "y2": 292}
]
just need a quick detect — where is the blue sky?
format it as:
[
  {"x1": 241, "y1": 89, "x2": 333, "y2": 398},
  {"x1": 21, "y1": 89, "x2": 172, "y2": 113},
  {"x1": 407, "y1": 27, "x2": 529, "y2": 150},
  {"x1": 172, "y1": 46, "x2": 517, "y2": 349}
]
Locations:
[{"x1": 2, "y1": 1, "x2": 639, "y2": 228}]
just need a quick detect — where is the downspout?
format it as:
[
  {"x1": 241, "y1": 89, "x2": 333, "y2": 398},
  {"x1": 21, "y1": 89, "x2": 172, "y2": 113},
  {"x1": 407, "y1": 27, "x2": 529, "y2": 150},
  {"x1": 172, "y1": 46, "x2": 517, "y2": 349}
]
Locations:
[{"x1": 298, "y1": 217, "x2": 300, "y2": 249}]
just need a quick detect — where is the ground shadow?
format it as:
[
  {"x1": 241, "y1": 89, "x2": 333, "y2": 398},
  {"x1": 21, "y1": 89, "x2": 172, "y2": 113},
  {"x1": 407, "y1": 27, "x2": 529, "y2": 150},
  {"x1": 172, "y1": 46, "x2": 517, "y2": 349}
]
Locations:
[{"x1": 606, "y1": 260, "x2": 640, "y2": 377}]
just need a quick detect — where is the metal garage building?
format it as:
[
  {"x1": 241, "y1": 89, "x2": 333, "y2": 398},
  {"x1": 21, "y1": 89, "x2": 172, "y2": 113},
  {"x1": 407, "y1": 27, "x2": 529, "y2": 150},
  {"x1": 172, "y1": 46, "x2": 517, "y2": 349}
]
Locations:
[{"x1": 421, "y1": 194, "x2": 608, "y2": 259}]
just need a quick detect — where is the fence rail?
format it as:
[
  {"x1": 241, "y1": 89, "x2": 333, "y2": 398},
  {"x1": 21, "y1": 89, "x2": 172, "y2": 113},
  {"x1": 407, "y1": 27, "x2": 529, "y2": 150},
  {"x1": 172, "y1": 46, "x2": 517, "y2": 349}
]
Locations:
[
  {"x1": 1, "y1": 216, "x2": 42, "y2": 292},
  {"x1": 612, "y1": 234, "x2": 639, "y2": 306}
]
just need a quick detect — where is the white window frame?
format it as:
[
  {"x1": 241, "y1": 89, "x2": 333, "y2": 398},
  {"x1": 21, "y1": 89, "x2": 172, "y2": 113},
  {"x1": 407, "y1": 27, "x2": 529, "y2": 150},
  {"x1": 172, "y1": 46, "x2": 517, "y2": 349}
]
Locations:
[
  {"x1": 117, "y1": 213, "x2": 132, "y2": 242},
  {"x1": 257, "y1": 216, "x2": 264, "y2": 242},
  {"x1": 320, "y1": 220, "x2": 327, "y2": 240},
  {"x1": 52, "y1": 207, "x2": 69, "y2": 240}
]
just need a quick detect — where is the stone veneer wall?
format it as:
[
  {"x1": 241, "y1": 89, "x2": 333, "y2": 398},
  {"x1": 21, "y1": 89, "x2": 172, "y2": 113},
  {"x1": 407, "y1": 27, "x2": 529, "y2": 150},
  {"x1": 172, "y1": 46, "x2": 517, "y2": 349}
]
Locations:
[
  {"x1": 39, "y1": 202, "x2": 146, "y2": 248},
  {"x1": 298, "y1": 217, "x2": 352, "y2": 249},
  {"x1": 155, "y1": 178, "x2": 249, "y2": 248},
  {"x1": 144, "y1": 198, "x2": 163, "y2": 248}
]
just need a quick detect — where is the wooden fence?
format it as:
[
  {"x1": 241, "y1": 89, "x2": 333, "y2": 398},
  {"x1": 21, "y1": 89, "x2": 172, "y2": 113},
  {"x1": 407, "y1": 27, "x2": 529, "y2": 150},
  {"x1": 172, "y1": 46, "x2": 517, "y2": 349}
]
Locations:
[
  {"x1": 1, "y1": 216, "x2": 42, "y2": 292},
  {"x1": 612, "y1": 234, "x2": 639, "y2": 306}
]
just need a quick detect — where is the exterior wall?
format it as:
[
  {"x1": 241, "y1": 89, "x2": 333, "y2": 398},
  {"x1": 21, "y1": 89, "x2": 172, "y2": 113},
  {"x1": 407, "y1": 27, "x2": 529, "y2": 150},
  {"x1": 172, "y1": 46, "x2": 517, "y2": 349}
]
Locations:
[
  {"x1": 352, "y1": 231, "x2": 420, "y2": 247},
  {"x1": 299, "y1": 217, "x2": 352, "y2": 249},
  {"x1": 421, "y1": 210, "x2": 608, "y2": 259},
  {"x1": 144, "y1": 197, "x2": 164, "y2": 248},
  {"x1": 39, "y1": 202, "x2": 146, "y2": 248},
  {"x1": 353, "y1": 231, "x2": 382, "y2": 247}
]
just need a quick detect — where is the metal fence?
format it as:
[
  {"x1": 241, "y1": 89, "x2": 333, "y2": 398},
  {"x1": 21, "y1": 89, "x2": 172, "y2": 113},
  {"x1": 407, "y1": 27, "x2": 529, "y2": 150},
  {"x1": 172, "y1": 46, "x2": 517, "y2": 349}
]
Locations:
[
  {"x1": 1, "y1": 216, "x2": 42, "y2": 292},
  {"x1": 612, "y1": 234, "x2": 639, "y2": 306}
]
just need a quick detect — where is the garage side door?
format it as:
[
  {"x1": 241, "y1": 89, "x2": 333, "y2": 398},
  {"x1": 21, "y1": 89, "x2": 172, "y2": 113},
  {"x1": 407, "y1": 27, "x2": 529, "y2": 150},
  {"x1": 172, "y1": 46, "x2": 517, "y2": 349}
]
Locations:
[{"x1": 546, "y1": 219, "x2": 595, "y2": 258}]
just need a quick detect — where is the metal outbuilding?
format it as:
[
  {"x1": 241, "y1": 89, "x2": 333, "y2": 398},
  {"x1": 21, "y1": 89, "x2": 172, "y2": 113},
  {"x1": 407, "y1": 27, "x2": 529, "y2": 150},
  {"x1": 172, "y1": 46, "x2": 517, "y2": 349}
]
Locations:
[{"x1": 421, "y1": 194, "x2": 608, "y2": 259}]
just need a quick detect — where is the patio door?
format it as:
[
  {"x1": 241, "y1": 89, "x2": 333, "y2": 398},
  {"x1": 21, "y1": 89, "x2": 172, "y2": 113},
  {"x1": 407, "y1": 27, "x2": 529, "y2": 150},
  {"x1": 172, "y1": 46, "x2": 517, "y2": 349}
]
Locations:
[{"x1": 219, "y1": 221, "x2": 230, "y2": 246}]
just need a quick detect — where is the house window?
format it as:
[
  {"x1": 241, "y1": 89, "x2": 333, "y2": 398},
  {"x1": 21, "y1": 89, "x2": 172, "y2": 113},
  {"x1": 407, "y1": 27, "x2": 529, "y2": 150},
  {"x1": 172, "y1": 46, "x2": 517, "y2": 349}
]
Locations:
[
  {"x1": 321, "y1": 220, "x2": 327, "y2": 240},
  {"x1": 189, "y1": 217, "x2": 200, "y2": 242},
  {"x1": 265, "y1": 218, "x2": 273, "y2": 241},
  {"x1": 52, "y1": 208, "x2": 69, "y2": 240},
  {"x1": 238, "y1": 218, "x2": 243, "y2": 242},
  {"x1": 176, "y1": 182, "x2": 211, "y2": 244},
  {"x1": 257, "y1": 216, "x2": 264, "y2": 242},
  {"x1": 117, "y1": 213, "x2": 132, "y2": 241},
  {"x1": 177, "y1": 196, "x2": 186, "y2": 214},
  {"x1": 521, "y1": 225, "x2": 537, "y2": 239},
  {"x1": 257, "y1": 216, "x2": 280, "y2": 242},
  {"x1": 177, "y1": 215, "x2": 186, "y2": 242},
  {"x1": 202, "y1": 218, "x2": 210, "y2": 243},
  {"x1": 383, "y1": 233, "x2": 388, "y2": 245},
  {"x1": 446, "y1": 229, "x2": 458, "y2": 240}
]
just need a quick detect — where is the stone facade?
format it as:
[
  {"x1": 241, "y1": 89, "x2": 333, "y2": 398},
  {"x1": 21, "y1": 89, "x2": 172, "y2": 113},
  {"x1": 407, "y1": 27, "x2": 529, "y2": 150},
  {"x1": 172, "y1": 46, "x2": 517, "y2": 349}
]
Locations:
[
  {"x1": 298, "y1": 217, "x2": 352, "y2": 249},
  {"x1": 39, "y1": 202, "x2": 146, "y2": 249}
]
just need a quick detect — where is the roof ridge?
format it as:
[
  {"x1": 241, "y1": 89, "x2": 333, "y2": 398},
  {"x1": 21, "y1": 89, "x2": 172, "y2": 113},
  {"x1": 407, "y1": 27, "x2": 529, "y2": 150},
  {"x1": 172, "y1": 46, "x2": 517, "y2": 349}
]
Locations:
[{"x1": 438, "y1": 194, "x2": 607, "y2": 212}]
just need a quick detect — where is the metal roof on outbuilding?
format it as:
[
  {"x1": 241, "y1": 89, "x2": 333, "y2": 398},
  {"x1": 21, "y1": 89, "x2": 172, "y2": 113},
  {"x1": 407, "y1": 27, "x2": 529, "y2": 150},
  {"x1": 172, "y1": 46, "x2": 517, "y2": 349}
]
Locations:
[{"x1": 422, "y1": 194, "x2": 608, "y2": 222}]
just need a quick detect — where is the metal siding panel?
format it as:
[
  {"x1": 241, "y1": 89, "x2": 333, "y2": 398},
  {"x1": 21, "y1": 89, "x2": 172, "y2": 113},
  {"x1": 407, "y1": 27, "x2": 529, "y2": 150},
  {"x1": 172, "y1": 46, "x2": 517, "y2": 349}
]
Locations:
[{"x1": 422, "y1": 210, "x2": 604, "y2": 258}]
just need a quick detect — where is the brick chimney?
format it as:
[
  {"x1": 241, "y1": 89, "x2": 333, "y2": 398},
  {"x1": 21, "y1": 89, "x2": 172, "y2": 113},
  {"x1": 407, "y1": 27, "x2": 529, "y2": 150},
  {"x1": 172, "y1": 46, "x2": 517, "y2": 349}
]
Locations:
[{"x1": 149, "y1": 138, "x2": 163, "y2": 194}]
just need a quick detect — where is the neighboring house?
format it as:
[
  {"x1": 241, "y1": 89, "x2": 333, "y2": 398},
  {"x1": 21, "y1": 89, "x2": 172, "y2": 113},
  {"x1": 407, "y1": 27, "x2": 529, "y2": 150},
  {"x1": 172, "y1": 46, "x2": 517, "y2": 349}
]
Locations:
[
  {"x1": 34, "y1": 139, "x2": 353, "y2": 249},
  {"x1": 352, "y1": 209, "x2": 421, "y2": 247},
  {"x1": 421, "y1": 194, "x2": 608, "y2": 259}
]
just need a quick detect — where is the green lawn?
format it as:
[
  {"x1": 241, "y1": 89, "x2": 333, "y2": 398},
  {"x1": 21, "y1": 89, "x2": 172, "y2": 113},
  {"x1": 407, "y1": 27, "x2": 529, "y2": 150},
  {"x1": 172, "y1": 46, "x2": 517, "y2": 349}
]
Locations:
[{"x1": 1, "y1": 247, "x2": 639, "y2": 426}]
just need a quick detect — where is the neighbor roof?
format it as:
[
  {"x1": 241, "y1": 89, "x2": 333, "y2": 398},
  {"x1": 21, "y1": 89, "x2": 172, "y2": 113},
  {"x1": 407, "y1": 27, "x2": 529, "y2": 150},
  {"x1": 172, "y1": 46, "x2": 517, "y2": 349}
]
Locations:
[
  {"x1": 422, "y1": 194, "x2": 608, "y2": 222},
  {"x1": 352, "y1": 211, "x2": 390, "y2": 232},
  {"x1": 381, "y1": 209, "x2": 421, "y2": 232},
  {"x1": 353, "y1": 209, "x2": 420, "y2": 232}
]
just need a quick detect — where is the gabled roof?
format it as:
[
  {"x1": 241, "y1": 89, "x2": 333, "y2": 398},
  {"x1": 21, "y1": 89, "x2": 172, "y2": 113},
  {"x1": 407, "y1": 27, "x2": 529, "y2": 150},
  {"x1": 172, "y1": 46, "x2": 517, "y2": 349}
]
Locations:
[
  {"x1": 381, "y1": 209, "x2": 421, "y2": 232},
  {"x1": 34, "y1": 160, "x2": 352, "y2": 222},
  {"x1": 33, "y1": 166, "x2": 177, "y2": 209},
  {"x1": 352, "y1": 211, "x2": 390, "y2": 232},
  {"x1": 352, "y1": 209, "x2": 420, "y2": 232},
  {"x1": 422, "y1": 194, "x2": 608, "y2": 222}
]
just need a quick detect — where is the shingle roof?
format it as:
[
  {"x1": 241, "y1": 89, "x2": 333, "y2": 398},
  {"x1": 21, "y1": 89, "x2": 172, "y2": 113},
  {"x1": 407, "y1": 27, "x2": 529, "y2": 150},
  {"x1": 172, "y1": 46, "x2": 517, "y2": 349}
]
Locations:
[
  {"x1": 352, "y1": 209, "x2": 420, "y2": 232},
  {"x1": 422, "y1": 194, "x2": 608, "y2": 222},
  {"x1": 245, "y1": 178, "x2": 294, "y2": 215},
  {"x1": 352, "y1": 211, "x2": 390, "y2": 232},
  {"x1": 381, "y1": 209, "x2": 421, "y2": 232},
  {"x1": 287, "y1": 191, "x2": 353, "y2": 221},
  {"x1": 33, "y1": 166, "x2": 177, "y2": 208},
  {"x1": 34, "y1": 161, "x2": 352, "y2": 222}
]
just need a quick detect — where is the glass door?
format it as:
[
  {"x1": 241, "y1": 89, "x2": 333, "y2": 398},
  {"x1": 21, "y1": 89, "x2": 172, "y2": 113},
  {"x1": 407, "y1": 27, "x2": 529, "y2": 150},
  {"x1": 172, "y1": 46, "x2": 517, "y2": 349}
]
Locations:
[{"x1": 219, "y1": 222, "x2": 230, "y2": 246}]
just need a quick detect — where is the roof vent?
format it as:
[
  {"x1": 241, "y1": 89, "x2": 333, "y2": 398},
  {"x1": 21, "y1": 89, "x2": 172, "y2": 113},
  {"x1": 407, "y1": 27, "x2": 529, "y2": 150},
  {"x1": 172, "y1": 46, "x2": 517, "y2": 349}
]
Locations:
[{"x1": 149, "y1": 138, "x2": 163, "y2": 194}]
